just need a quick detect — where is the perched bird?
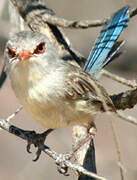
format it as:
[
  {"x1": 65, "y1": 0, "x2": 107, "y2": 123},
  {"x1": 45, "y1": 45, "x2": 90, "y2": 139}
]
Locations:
[{"x1": 3, "y1": 7, "x2": 129, "y2": 130}]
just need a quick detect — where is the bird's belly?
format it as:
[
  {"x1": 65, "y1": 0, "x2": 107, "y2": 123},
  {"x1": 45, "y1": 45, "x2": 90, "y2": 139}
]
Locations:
[
  {"x1": 11, "y1": 79, "x2": 95, "y2": 128},
  {"x1": 21, "y1": 97, "x2": 94, "y2": 129}
]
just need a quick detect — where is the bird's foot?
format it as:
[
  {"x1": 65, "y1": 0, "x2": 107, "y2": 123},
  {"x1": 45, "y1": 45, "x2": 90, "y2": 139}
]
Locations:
[
  {"x1": 9, "y1": 125, "x2": 53, "y2": 161},
  {"x1": 55, "y1": 124, "x2": 97, "y2": 175},
  {"x1": 25, "y1": 129, "x2": 54, "y2": 161}
]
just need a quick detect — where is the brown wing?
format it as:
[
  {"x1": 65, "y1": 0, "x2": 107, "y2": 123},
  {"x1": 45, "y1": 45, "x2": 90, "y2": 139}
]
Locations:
[{"x1": 65, "y1": 70, "x2": 115, "y2": 112}]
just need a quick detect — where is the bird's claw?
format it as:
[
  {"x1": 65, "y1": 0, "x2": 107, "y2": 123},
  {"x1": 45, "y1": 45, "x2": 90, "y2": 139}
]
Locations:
[
  {"x1": 56, "y1": 153, "x2": 72, "y2": 176},
  {"x1": 23, "y1": 130, "x2": 52, "y2": 161},
  {"x1": 57, "y1": 165, "x2": 69, "y2": 176},
  {"x1": 26, "y1": 140, "x2": 45, "y2": 161}
]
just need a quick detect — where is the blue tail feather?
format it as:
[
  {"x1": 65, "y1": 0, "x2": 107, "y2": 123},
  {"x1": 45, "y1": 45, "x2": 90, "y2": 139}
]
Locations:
[{"x1": 84, "y1": 6, "x2": 130, "y2": 78}]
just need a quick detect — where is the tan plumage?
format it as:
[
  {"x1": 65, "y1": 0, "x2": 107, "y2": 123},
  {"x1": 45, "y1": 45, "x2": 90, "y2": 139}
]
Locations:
[{"x1": 4, "y1": 31, "x2": 115, "y2": 129}]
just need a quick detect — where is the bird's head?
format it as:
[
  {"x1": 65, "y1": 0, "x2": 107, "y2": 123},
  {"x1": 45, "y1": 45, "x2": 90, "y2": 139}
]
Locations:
[{"x1": 4, "y1": 31, "x2": 58, "y2": 72}]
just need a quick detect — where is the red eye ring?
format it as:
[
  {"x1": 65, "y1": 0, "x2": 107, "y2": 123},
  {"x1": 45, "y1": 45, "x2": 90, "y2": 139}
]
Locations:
[
  {"x1": 7, "y1": 46, "x2": 16, "y2": 58},
  {"x1": 33, "y1": 42, "x2": 46, "y2": 54}
]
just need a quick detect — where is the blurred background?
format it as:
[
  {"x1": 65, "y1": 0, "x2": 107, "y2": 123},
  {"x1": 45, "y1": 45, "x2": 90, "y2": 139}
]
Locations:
[{"x1": 0, "y1": 0, "x2": 137, "y2": 180}]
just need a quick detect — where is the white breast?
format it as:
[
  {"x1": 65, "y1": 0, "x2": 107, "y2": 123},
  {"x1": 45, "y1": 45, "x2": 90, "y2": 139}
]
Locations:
[{"x1": 8, "y1": 60, "x2": 95, "y2": 128}]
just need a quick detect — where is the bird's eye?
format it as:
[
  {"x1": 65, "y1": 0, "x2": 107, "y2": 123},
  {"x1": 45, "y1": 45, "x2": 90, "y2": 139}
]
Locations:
[
  {"x1": 7, "y1": 46, "x2": 16, "y2": 58},
  {"x1": 33, "y1": 42, "x2": 46, "y2": 54}
]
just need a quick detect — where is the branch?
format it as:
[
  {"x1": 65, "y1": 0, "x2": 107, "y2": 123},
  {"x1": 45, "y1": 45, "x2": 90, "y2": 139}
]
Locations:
[
  {"x1": 0, "y1": 115, "x2": 108, "y2": 180},
  {"x1": 39, "y1": 7, "x2": 137, "y2": 29},
  {"x1": 38, "y1": 15, "x2": 107, "y2": 29},
  {"x1": 110, "y1": 120, "x2": 125, "y2": 180},
  {"x1": 117, "y1": 112, "x2": 137, "y2": 126},
  {"x1": 102, "y1": 70, "x2": 137, "y2": 88},
  {"x1": 9, "y1": 1, "x2": 137, "y2": 29},
  {"x1": 10, "y1": 1, "x2": 137, "y2": 30},
  {"x1": 110, "y1": 88, "x2": 137, "y2": 110}
]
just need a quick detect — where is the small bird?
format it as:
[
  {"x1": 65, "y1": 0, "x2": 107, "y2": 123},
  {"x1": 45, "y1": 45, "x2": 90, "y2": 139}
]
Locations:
[{"x1": 3, "y1": 7, "x2": 129, "y2": 131}]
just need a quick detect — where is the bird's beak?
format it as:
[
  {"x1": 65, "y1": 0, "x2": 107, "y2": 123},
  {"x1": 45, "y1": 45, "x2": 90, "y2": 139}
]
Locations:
[{"x1": 17, "y1": 50, "x2": 32, "y2": 61}]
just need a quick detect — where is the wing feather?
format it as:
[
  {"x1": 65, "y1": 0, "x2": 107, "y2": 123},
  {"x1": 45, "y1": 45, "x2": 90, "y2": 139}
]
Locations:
[{"x1": 65, "y1": 71, "x2": 115, "y2": 112}]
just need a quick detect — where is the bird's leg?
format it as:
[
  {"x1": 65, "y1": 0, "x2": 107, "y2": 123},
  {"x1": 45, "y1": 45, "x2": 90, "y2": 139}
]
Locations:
[
  {"x1": 9, "y1": 125, "x2": 69, "y2": 175},
  {"x1": 57, "y1": 123, "x2": 96, "y2": 162},
  {"x1": 9, "y1": 125, "x2": 54, "y2": 161},
  {"x1": 56, "y1": 123, "x2": 97, "y2": 176},
  {"x1": 72, "y1": 123, "x2": 97, "y2": 155},
  {"x1": 9, "y1": 124, "x2": 96, "y2": 176}
]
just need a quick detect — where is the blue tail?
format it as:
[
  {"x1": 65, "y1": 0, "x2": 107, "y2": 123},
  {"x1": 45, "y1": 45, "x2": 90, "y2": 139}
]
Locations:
[{"x1": 84, "y1": 6, "x2": 130, "y2": 78}]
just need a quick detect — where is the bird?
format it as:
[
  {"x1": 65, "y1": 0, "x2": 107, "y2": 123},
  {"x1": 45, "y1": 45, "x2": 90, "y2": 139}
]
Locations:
[
  {"x1": 3, "y1": 6, "x2": 129, "y2": 139},
  {"x1": 4, "y1": 30, "x2": 115, "y2": 128}
]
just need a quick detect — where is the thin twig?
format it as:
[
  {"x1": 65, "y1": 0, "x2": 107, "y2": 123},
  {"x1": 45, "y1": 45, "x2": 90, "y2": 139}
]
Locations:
[
  {"x1": 116, "y1": 112, "x2": 137, "y2": 126},
  {"x1": 6, "y1": 106, "x2": 23, "y2": 122},
  {"x1": 41, "y1": 14, "x2": 107, "y2": 29},
  {"x1": 101, "y1": 70, "x2": 137, "y2": 88},
  {"x1": 110, "y1": 120, "x2": 125, "y2": 180},
  {"x1": 0, "y1": 106, "x2": 22, "y2": 130},
  {"x1": 32, "y1": 7, "x2": 137, "y2": 29},
  {"x1": 9, "y1": 1, "x2": 137, "y2": 30},
  {"x1": 41, "y1": 7, "x2": 137, "y2": 29},
  {"x1": 43, "y1": 149, "x2": 108, "y2": 180}
]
